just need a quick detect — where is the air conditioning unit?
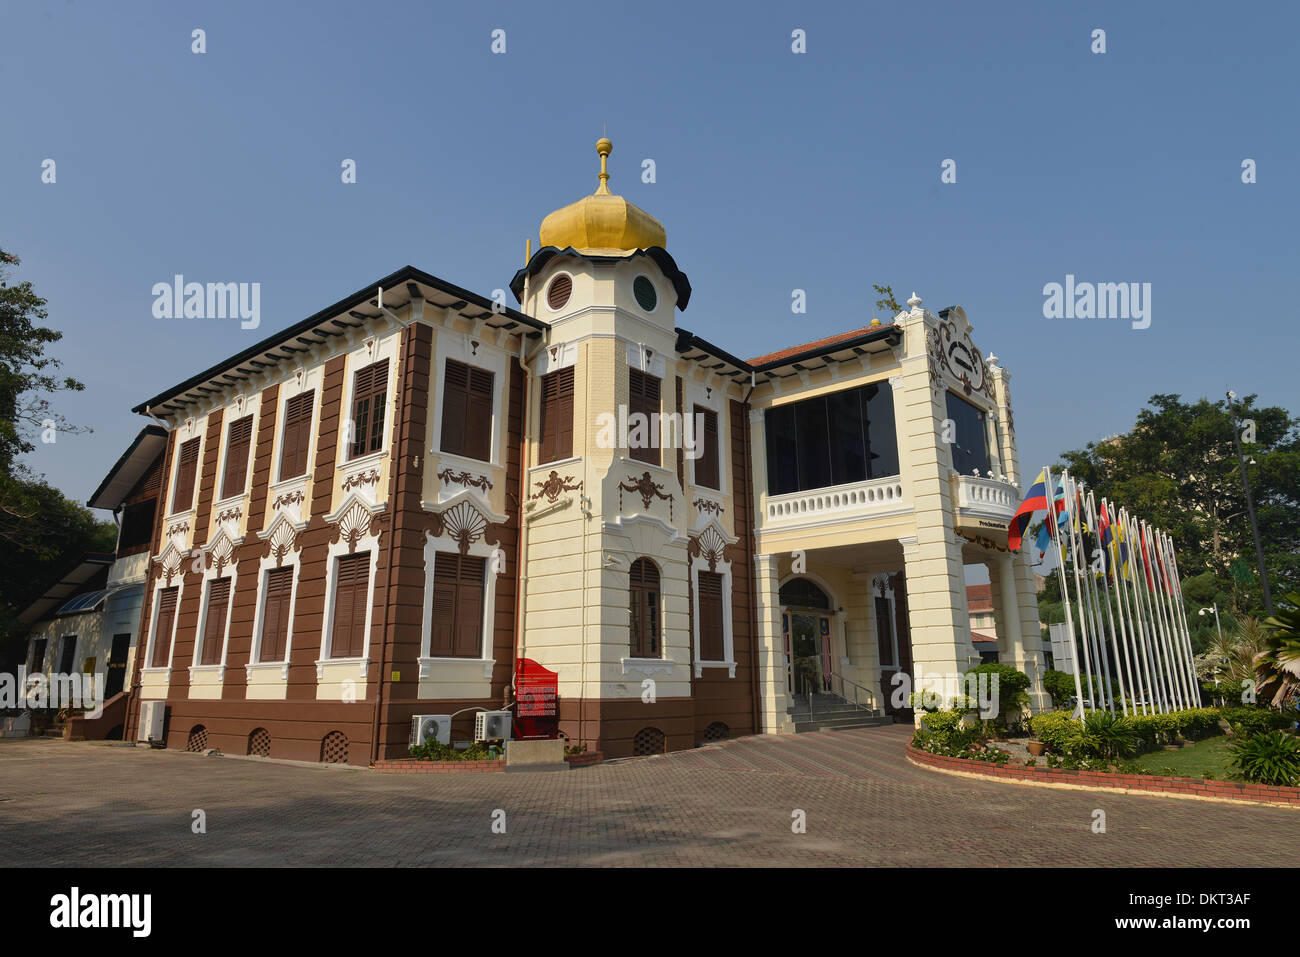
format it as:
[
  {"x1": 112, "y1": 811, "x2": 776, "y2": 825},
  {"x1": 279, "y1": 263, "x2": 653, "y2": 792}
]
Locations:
[
  {"x1": 137, "y1": 700, "x2": 165, "y2": 743},
  {"x1": 474, "y1": 710, "x2": 512, "y2": 742},
  {"x1": 410, "y1": 714, "x2": 452, "y2": 747}
]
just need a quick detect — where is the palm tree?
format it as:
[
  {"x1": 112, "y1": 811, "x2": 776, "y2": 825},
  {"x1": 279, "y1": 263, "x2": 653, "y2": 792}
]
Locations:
[
  {"x1": 1259, "y1": 593, "x2": 1300, "y2": 710},
  {"x1": 1197, "y1": 616, "x2": 1268, "y2": 704}
]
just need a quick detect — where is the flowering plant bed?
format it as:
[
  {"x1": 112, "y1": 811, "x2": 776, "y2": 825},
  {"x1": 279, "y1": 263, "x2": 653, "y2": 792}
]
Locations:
[
  {"x1": 564, "y1": 751, "x2": 603, "y2": 768},
  {"x1": 906, "y1": 744, "x2": 1300, "y2": 809}
]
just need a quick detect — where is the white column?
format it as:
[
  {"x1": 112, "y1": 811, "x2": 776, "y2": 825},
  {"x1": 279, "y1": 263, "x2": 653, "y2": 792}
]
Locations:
[{"x1": 754, "y1": 553, "x2": 793, "y2": 733}]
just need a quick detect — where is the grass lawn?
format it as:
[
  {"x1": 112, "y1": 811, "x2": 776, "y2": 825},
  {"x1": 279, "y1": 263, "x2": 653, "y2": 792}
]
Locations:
[{"x1": 1132, "y1": 736, "x2": 1237, "y2": 780}]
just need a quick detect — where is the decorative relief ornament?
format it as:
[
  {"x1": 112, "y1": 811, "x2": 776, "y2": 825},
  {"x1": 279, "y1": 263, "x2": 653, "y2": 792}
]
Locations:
[
  {"x1": 687, "y1": 525, "x2": 730, "y2": 572},
  {"x1": 333, "y1": 501, "x2": 374, "y2": 553},
  {"x1": 427, "y1": 501, "x2": 494, "y2": 555},
  {"x1": 438, "y1": 467, "x2": 493, "y2": 493},
  {"x1": 530, "y1": 470, "x2": 581, "y2": 503},
  {"x1": 619, "y1": 471, "x2": 673, "y2": 521}
]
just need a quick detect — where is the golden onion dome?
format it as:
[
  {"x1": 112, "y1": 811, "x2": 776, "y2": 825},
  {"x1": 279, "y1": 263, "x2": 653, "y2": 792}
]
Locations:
[{"x1": 539, "y1": 138, "x2": 667, "y2": 253}]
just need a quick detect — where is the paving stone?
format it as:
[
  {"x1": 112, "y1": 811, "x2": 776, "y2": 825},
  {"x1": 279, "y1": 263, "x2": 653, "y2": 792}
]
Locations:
[{"x1": 0, "y1": 728, "x2": 1295, "y2": 867}]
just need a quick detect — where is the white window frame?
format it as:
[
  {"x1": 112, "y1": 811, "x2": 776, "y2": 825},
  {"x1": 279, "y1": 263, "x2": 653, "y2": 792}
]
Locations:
[
  {"x1": 684, "y1": 379, "x2": 727, "y2": 497},
  {"x1": 165, "y1": 420, "x2": 205, "y2": 519},
  {"x1": 191, "y1": 560, "x2": 237, "y2": 681},
  {"x1": 213, "y1": 399, "x2": 260, "y2": 505},
  {"x1": 249, "y1": 545, "x2": 301, "y2": 680},
  {"x1": 142, "y1": 578, "x2": 185, "y2": 679},
  {"x1": 431, "y1": 333, "x2": 508, "y2": 468},
  {"x1": 417, "y1": 532, "x2": 498, "y2": 680},
  {"x1": 274, "y1": 372, "x2": 322, "y2": 485},
  {"x1": 689, "y1": 549, "x2": 736, "y2": 679},
  {"x1": 340, "y1": 336, "x2": 399, "y2": 464},
  {"x1": 318, "y1": 537, "x2": 381, "y2": 678}
]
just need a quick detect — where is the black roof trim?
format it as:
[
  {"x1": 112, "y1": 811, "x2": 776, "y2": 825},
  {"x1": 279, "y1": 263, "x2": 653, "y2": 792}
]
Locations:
[
  {"x1": 750, "y1": 326, "x2": 902, "y2": 373},
  {"x1": 87, "y1": 425, "x2": 168, "y2": 510},
  {"x1": 131, "y1": 266, "x2": 548, "y2": 415},
  {"x1": 510, "y1": 246, "x2": 692, "y2": 311},
  {"x1": 674, "y1": 328, "x2": 756, "y2": 376}
]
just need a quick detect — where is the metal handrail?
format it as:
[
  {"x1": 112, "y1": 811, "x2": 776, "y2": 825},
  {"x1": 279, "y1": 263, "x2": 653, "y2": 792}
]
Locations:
[{"x1": 823, "y1": 671, "x2": 878, "y2": 714}]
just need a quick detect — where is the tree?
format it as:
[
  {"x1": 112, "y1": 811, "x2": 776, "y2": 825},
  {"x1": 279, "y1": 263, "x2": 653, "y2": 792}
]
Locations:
[
  {"x1": 1058, "y1": 394, "x2": 1300, "y2": 617},
  {"x1": 873, "y1": 284, "x2": 902, "y2": 318},
  {"x1": 0, "y1": 250, "x2": 115, "y2": 665}
]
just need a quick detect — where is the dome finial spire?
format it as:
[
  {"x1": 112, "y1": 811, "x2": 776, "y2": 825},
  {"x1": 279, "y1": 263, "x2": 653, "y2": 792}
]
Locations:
[{"x1": 595, "y1": 135, "x2": 613, "y2": 195}]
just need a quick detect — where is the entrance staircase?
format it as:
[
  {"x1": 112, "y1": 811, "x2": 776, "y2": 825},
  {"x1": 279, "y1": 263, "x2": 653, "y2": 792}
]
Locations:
[{"x1": 788, "y1": 691, "x2": 894, "y2": 733}]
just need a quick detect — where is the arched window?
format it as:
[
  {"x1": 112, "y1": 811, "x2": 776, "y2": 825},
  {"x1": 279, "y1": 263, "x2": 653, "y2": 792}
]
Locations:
[
  {"x1": 629, "y1": 559, "x2": 661, "y2": 657},
  {"x1": 779, "y1": 577, "x2": 831, "y2": 610}
]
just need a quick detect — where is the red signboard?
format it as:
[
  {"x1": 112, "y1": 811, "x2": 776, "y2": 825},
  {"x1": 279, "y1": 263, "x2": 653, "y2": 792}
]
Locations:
[{"x1": 514, "y1": 658, "x2": 559, "y2": 739}]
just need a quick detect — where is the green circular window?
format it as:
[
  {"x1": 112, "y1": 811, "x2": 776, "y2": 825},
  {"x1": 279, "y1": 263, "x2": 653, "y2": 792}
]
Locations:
[{"x1": 633, "y1": 275, "x2": 657, "y2": 312}]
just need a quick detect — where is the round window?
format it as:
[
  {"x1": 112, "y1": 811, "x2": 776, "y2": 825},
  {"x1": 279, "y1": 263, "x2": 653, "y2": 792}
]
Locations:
[
  {"x1": 547, "y1": 273, "x2": 573, "y2": 311},
  {"x1": 633, "y1": 275, "x2": 658, "y2": 312}
]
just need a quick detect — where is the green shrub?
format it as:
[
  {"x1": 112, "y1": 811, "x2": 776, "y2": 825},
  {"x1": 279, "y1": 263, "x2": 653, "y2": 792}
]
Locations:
[
  {"x1": 1230, "y1": 731, "x2": 1300, "y2": 787},
  {"x1": 409, "y1": 740, "x2": 491, "y2": 762},
  {"x1": 1042, "y1": 670, "x2": 1077, "y2": 707},
  {"x1": 1069, "y1": 710, "x2": 1142, "y2": 761},
  {"x1": 1030, "y1": 711, "x2": 1082, "y2": 751},
  {"x1": 1221, "y1": 706, "x2": 1290, "y2": 738},
  {"x1": 965, "y1": 663, "x2": 1030, "y2": 726},
  {"x1": 921, "y1": 710, "x2": 963, "y2": 735}
]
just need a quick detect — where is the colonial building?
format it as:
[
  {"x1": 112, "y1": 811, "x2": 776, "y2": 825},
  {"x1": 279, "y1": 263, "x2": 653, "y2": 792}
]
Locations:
[
  {"x1": 119, "y1": 139, "x2": 1047, "y2": 763},
  {"x1": 14, "y1": 426, "x2": 167, "y2": 739}
]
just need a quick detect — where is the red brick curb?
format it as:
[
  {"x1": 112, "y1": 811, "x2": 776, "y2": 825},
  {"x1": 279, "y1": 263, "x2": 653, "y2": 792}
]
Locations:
[
  {"x1": 564, "y1": 752, "x2": 604, "y2": 768},
  {"x1": 906, "y1": 745, "x2": 1300, "y2": 809},
  {"x1": 372, "y1": 759, "x2": 505, "y2": 774}
]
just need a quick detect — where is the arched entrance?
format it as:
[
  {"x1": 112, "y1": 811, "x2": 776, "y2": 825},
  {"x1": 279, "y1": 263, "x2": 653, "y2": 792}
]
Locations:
[{"x1": 779, "y1": 577, "x2": 835, "y2": 695}]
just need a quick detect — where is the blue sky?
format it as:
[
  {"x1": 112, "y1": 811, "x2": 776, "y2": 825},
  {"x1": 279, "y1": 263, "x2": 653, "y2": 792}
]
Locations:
[{"x1": 4, "y1": 0, "x2": 1297, "y2": 510}]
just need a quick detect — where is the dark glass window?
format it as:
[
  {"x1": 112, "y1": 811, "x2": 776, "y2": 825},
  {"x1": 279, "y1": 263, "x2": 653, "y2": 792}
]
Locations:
[
  {"x1": 863, "y1": 383, "x2": 899, "y2": 478},
  {"x1": 764, "y1": 381, "x2": 899, "y2": 495},
  {"x1": 945, "y1": 391, "x2": 991, "y2": 477},
  {"x1": 779, "y1": 577, "x2": 832, "y2": 610}
]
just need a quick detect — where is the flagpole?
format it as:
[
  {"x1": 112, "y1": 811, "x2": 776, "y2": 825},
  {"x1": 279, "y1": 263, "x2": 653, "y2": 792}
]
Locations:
[
  {"x1": 1089, "y1": 492, "x2": 1130, "y2": 715},
  {"x1": 1045, "y1": 466, "x2": 1086, "y2": 717},
  {"x1": 1105, "y1": 498, "x2": 1146, "y2": 716},
  {"x1": 1169, "y1": 532, "x2": 1202, "y2": 706},
  {"x1": 1140, "y1": 517, "x2": 1177, "y2": 711},
  {"x1": 1163, "y1": 530, "x2": 1199, "y2": 708},
  {"x1": 1060, "y1": 470, "x2": 1098, "y2": 714},
  {"x1": 1122, "y1": 508, "x2": 1162, "y2": 713},
  {"x1": 1071, "y1": 477, "x2": 1113, "y2": 712},
  {"x1": 1150, "y1": 523, "x2": 1189, "y2": 710},
  {"x1": 1147, "y1": 520, "x2": 1186, "y2": 710}
]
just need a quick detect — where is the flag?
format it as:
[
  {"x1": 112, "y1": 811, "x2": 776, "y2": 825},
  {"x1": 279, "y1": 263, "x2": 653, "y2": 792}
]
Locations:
[
  {"x1": 1009, "y1": 469, "x2": 1049, "y2": 552},
  {"x1": 1034, "y1": 521, "x2": 1053, "y2": 562}
]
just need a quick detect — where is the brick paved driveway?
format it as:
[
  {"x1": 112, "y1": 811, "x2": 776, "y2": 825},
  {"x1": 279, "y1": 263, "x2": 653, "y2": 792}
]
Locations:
[{"x1": 1, "y1": 726, "x2": 1296, "y2": 866}]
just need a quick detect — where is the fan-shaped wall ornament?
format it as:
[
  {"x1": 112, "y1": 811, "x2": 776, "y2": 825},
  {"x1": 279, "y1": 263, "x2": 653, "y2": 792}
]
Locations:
[
  {"x1": 333, "y1": 501, "x2": 375, "y2": 553},
  {"x1": 427, "y1": 501, "x2": 495, "y2": 555},
  {"x1": 688, "y1": 524, "x2": 730, "y2": 572}
]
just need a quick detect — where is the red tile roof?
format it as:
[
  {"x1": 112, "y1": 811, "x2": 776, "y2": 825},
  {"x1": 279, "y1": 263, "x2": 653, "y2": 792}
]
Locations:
[
  {"x1": 971, "y1": 631, "x2": 998, "y2": 645},
  {"x1": 748, "y1": 324, "x2": 888, "y2": 366},
  {"x1": 966, "y1": 584, "x2": 994, "y2": 612}
]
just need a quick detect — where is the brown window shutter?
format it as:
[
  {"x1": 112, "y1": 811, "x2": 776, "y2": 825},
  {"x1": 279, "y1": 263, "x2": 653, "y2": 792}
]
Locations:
[
  {"x1": 629, "y1": 559, "x2": 661, "y2": 657},
  {"x1": 694, "y1": 406, "x2": 720, "y2": 489},
  {"x1": 331, "y1": 553, "x2": 370, "y2": 658},
  {"x1": 466, "y1": 367, "x2": 494, "y2": 461},
  {"x1": 171, "y1": 439, "x2": 200, "y2": 513},
  {"x1": 201, "y1": 578, "x2": 231, "y2": 666},
  {"x1": 455, "y1": 555, "x2": 486, "y2": 657},
  {"x1": 151, "y1": 587, "x2": 179, "y2": 668},
  {"x1": 698, "y1": 571, "x2": 725, "y2": 661},
  {"x1": 440, "y1": 360, "x2": 470, "y2": 457},
  {"x1": 261, "y1": 567, "x2": 293, "y2": 661},
  {"x1": 349, "y1": 360, "x2": 389, "y2": 459},
  {"x1": 538, "y1": 367, "x2": 574, "y2": 464},
  {"x1": 427, "y1": 552, "x2": 486, "y2": 659},
  {"x1": 280, "y1": 392, "x2": 314, "y2": 480},
  {"x1": 629, "y1": 369, "x2": 660, "y2": 466},
  {"x1": 221, "y1": 416, "x2": 254, "y2": 499},
  {"x1": 431, "y1": 557, "x2": 458, "y2": 656}
]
